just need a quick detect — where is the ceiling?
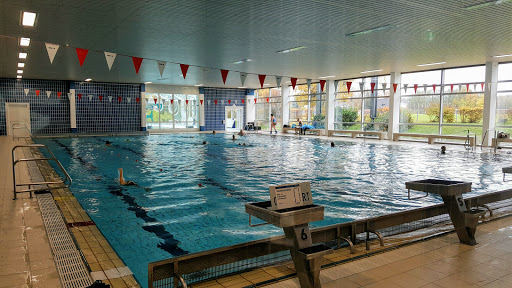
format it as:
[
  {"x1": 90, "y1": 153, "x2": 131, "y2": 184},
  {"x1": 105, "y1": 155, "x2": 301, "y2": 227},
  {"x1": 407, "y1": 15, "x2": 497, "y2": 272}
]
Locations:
[{"x1": 1, "y1": 0, "x2": 512, "y2": 88}]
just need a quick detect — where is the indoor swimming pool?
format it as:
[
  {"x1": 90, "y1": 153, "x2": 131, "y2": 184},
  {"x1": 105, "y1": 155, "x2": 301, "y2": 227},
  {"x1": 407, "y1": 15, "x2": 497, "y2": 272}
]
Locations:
[{"x1": 36, "y1": 134, "x2": 511, "y2": 286}]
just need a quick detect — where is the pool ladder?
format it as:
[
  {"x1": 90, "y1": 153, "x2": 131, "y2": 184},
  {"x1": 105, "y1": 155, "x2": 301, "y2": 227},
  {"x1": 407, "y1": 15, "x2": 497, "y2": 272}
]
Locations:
[{"x1": 12, "y1": 144, "x2": 72, "y2": 200}]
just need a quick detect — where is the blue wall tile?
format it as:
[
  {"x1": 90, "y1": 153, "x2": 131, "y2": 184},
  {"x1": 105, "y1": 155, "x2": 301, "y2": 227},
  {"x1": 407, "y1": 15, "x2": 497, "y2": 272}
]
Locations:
[{"x1": 203, "y1": 88, "x2": 247, "y2": 131}]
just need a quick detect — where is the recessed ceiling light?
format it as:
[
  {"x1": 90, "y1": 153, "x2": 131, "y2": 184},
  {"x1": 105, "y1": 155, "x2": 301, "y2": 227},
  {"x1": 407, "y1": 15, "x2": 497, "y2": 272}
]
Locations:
[
  {"x1": 493, "y1": 54, "x2": 512, "y2": 58},
  {"x1": 19, "y1": 37, "x2": 30, "y2": 46},
  {"x1": 194, "y1": 84, "x2": 204, "y2": 86},
  {"x1": 18, "y1": 52, "x2": 27, "y2": 59},
  {"x1": 17, "y1": 70, "x2": 23, "y2": 74},
  {"x1": 416, "y1": 62, "x2": 446, "y2": 67},
  {"x1": 22, "y1": 11, "x2": 37, "y2": 26},
  {"x1": 144, "y1": 81, "x2": 152, "y2": 84},
  {"x1": 346, "y1": 25, "x2": 397, "y2": 37},
  {"x1": 85, "y1": 78, "x2": 92, "y2": 82},
  {"x1": 318, "y1": 75, "x2": 335, "y2": 79},
  {"x1": 276, "y1": 46, "x2": 307, "y2": 54},
  {"x1": 360, "y1": 69, "x2": 383, "y2": 74},
  {"x1": 18, "y1": 63, "x2": 25, "y2": 68},
  {"x1": 232, "y1": 58, "x2": 254, "y2": 64},
  {"x1": 17, "y1": 75, "x2": 22, "y2": 79},
  {"x1": 238, "y1": 86, "x2": 247, "y2": 89}
]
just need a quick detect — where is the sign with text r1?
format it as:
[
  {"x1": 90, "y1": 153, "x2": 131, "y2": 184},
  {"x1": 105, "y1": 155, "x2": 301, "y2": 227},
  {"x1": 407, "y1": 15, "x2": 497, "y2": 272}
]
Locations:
[{"x1": 269, "y1": 182, "x2": 312, "y2": 210}]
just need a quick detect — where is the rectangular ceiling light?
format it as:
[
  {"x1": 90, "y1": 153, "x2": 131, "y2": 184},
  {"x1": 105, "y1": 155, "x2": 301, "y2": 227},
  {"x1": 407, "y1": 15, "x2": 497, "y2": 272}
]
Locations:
[
  {"x1": 360, "y1": 69, "x2": 383, "y2": 74},
  {"x1": 22, "y1": 11, "x2": 37, "y2": 26},
  {"x1": 144, "y1": 81, "x2": 152, "y2": 84},
  {"x1": 237, "y1": 86, "x2": 247, "y2": 89},
  {"x1": 18, "y1": 63, "x2": 25, "y2": 68},
  {"x1": 463, "y1": 0, "x2": 499, "y2": 10},
  {"x1": 416, "y1": 61, "x2": 446, "y2": 67},
  {"x1": 19, "y1": 37, "x2": 30, "y2": 46},
  {"x1": 17, "y1": 70, "x2": 23, "y2": 74},
  {"x1": 493, "y1": 54, "x2": 512, "y2": 58},
  {"x1": 18, "y1": 52, "x2": 27, "y2": 59},
  {"x1": 318, "y1": 75, "x2": 335, "y2": 79},
  {"x1": 85, "y1": 78, "x2": 92, "y2": 82},
  {"x1": 346, "y1": 25, "x2": 397, "y2": 37},
  {"x1": 194, "y1": 84, "x2": 204, "y2": 86},
  {"x1": 232, "y1": 58, "x2": 254, "y2": 64},
  {"x1": 17, "y1": 75, "x2": 22, "y2": 79},
  {"x1": 276, "y1": 46, "x2": 307, "y2": 54}
]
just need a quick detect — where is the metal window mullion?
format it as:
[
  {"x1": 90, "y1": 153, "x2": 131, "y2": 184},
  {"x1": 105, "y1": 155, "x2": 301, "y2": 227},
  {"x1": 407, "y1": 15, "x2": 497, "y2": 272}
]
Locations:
[
  {"x1": 439, "y1": 70, "x2": 445, "y2": 135},
  {"x1": 172, "y1": 95, "x2": 175, "y2": 129}
]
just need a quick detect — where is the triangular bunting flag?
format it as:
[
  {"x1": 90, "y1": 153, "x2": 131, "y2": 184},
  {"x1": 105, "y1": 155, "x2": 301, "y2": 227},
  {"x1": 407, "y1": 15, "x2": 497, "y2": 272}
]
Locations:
[
  {"x1": 153, "y1": 98, "x2": 157, "y2": 104},
  {"x1": 78, "y1": 94, "x2": 82, "y2": 100},
  {"x1": 76, "y1": 48, "x2": 89, "y2": 67},
  {"x1": 291, "y1": 78, "x2": 297, "y2": 90},
  {"x1": 46, "y1": 91, "x2": 51, "y2": 98},
  {"x1": 180, "y1": 64, "x2": 189, "y2": 79},
  {"x1": 228, "y1": 100, "x2": 231, "y2": 105},
  {"x1": 403, "y1": 84, "x2": 408, "y2": 93},
  {"x1": 458, "y1": 84, "x2": 462, "y2": 91},
  {"x1": 88, "y1": 95, "x2": 93, "y2": 101},
  {"x1": 200, "y1": 99, "x2": 203, "y2": 105},
  {"x1": 132, "y1": 57, "x2": 143, "y2": 74},
  {"x1": 359, "y1": 82, "x2": 364, "y2": 91},
  {"x1": 67, "y1": 93, "x2": 72, "y2": 100},
  {"x1": 214, "y1": 100, "x2": 217, "y2": 105},
  {"x1": 24, "y1": 89, "x2": 29, "y2": 96},
  {"x1": 254, "y1": 99, "x2": 257, "y2": 103},
  {"x1": 307, "y1": 79, "x2": 312, "y2": 91},
  {"x1": 266, "y1": 98, "x2": 269, "y2": 103},
  {"x1": 241, "y1": 99, "x2": 244, "y2": 104},
  {"x1": 104, "y1": 52, "x2": 116, "y2": 70},
  {"x1": 473, "y1": 84, "x2": 477, "y2": 91},
  {"x1": 450, "y1": 84, "x2": 454, "y2": 93},
  {"x1": 433, "y1": 84, "x2": 436, "y2": 93},
  {"x1": 118, "y1": 97, "x2": 122, "y2": 103},
  {"x1": 186, "y1": 100, "x2": 189, "y2": 105},
  {"x1": 170, "y1": 99, "x2": 174, "y2": 105},
  {"x1": 136, "y1": 97, "x2": 140, "y2": 103},
  {"x1": 234, "y1": 100, "x2": 237, "y2": 105},
  {"x1": 481, "y1": 83, "x2": 485, "y2": 91},
  {"x1": 258, "y1": 75, "x2": 266, "y2": 88},
  {"x1": 57, "y1": 92, "x2": 62, "y2": 98},
  {"x1": 320, "y1": 80, "x2": 326, "y2": 92},
  {"x1": 35, "y1": 90, "x2": 40, "y2": 96},
  {"x1": 221, "y1": 69, "x2": 229, "y2": 84},
  {"x1": 157, "y1": 61, "x2": 166, "y2": 77},
  {"x1": 240, "y1": 73, "x2": 247, "y2": 86},
  {"x1": 423, "y1": 84, "x2": 427, "y2": 93},
  {"x1": 382, "y1": 83, "x2": 387, "y2": 91},
  {"x1": 370, "y1": 83, "x2": 376, "y2": 93},
  {"x1": 127, "y1": 97, "x2": 131, "y2": 103},
  {"x1": 393, "y1": 83, "x2": 398, "y2": 93},
  {"x1": 347, "y1": 81, "x2": 352, "y2": 93},
  {"x1": 98, "y1": 95, "x2": 103, "y2": 101},
  {"x1": 334, "y1": 80, "x2": 339, "y2": 91},
  {"x1": 45, "y1": 43, "x2": 59, "y2": 64},
  {"x1": 466, "y1": 83, "x2": 470, "y2": 91},
  {"x1": 414, "y1": 84, "x2": 418, "y2": 93},
  {"x1": 221, "y1": 100, "x2": 224, "y2": 105},
  {"x1": 108, "y1": 96, "x2": 112, "y2": 103},
  {"x1": 207, "y1": 100, "x2": 211, "y2": 105},
  {"x1": 275, "y1": 76, "x2": 282, "y2": 87}
]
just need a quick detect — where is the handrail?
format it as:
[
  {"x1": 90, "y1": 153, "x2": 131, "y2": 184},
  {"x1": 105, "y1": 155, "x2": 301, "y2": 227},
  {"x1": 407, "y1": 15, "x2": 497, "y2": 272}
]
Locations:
[
  {"x1": 175, "y1": 274, "x2": 187, "y2": 288},
  {"x1": 12, "y1": 144, "x2": 72, "y2": 200},
  {"x1": 11, "y1": 122, "x2": 31, "y2": 140}
]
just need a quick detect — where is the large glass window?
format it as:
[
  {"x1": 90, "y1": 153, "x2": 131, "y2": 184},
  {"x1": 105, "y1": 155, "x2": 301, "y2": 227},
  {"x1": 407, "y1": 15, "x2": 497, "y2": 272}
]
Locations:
[
  {"x1": 289, "y1": 83, "x2": 326, "y2": 128},
  {"x1": 255, "y1": 87, "x2": 281, "y2": 130},
  {"x1": 496, "y1": 63, "x2": 512, "y2": 135},
  {"x1": 145, "y1": 93, "x2": 199, "y2": 129},
  {"x1": 334, "y1": 76, "x2": 390, "y2": 131}
]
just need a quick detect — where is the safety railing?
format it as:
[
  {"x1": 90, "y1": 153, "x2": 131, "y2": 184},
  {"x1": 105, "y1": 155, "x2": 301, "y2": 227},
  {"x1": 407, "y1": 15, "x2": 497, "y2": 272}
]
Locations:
[
  {"x1": 12, "y1": 144, "x2": 72, "y2": 200},
  {"x1": 11, "y1": 122, "x2": 31, "y2": 140},
  {"x1": 148, "y1": 188, "x2": 512, "y2": 288}
]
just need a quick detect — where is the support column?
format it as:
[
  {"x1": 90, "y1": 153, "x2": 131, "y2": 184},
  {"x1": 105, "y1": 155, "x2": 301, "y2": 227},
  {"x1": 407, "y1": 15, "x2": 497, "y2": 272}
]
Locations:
[
  {"x1": 482, "y1": 61, "x2": 498, "y2": 146},
  {"x1": 199, "y1": 87, "x2": 205, "y2": 131},
  {"x1": 69, "y1": 82, "x2": 77, "y2": 133},
  {"x1": 325, "y1": 80, "x2": 335, "y2": 135},
  {"x1": 246, "y1": 89, "x2": 256, "y2": 125},
  {"x1": 388, "y1": 72, "x2": 401, "y2": 140},
  {"x1": 141, "y1": 84, "x2": 146, "y2": 131},
  {"x1": 281, "y1": 79, "x2": 290, "y2": 126}
]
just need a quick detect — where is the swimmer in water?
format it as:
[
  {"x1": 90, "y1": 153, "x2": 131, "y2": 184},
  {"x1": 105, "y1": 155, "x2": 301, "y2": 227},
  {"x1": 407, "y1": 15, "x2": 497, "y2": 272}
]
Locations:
[
  {"x1": 238, "y1": 129, "x2": 246, "y2": 136},
  {"x1": 331, "y1": 142, "x2": 335, "y2": 147},
  {"x1": 202, "y1": 141, "x2": 207, "y2": 145},
  {"x1": 441, "y1": 146, "x2": 446, "y2": 154},
  {"x1": 212, "y1": 130, "x2": 216, "y2": 134},
  {"x1": 232, "y1": 135, "x2": 236, "y2": 140},
  {"x1": 118, "y1": 168, "x2": 136, "y2": 186},
  {"x1": 105, "y1": 141, "x2": 111, "y2": 146}
]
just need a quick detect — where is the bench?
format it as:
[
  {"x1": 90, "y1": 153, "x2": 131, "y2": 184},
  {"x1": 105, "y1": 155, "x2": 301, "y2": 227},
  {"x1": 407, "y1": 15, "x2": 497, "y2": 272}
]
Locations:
[
  {"x1": 393, "y1": 133, "x2": 475, "y2": 146},
  {"x1": 282, "y1": 127, "x2": 325, "y2": 136},
  {"x1": 328, "y1": 130, "x2": 387, "y2": 140},
  {"x1": 492, "y1": 137, "x2": 512, "y2": 148}
]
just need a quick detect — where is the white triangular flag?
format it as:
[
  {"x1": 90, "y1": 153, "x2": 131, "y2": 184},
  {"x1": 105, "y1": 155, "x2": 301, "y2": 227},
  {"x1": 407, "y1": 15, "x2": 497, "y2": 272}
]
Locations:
[
  {"x1": 473, "y1": 84, "x2": 477, "y2": 91},
  {"x1": 307, "y1": 79, "x2": 312, "y2": 91},
  {"x1": 403, "y1": 84, "x2": 408, "y2": 93},
  {"x1": 104, "y1": 52, "x2": 117, "y2": 71},
  {"x1": 275, "y1": 76, "x2": 282, "y2": 87},
  {"x1": 178, "y1": 100, "x2": 182, "y2": 105},
  {"x1": 221, "y1": 100, "x2": 224, "y2": 105},
  {"x1": 359, "y1": 82, "x2": 364, "y2": 91},
  {"x1": 240, "y1": 73, "x2": 247, "y2": 86},
  {"x1": 334, "y1": 80, "x2": 339, "y2": 90},
  {"x1": 46, "y1": 91, "x2": 51, "y2": 98},
  {"x1": 127, "y1": 97, "x2": 131, "y2": 103},
  {"x1": 67, "y1": 92, "x2": 72, "y2": 100},
  {"x1": 382, "y1": 83, "x2": 387, "y2": 91},
  {"x1": 45, "y1": 43, "x2": 59, "y2": 64},
  {"x1": 24, "y1": 89, "x2": 29, "y2": 96},
  {"x1": 234, "y1": 100, "x2": 237, "y2": 105},
  {"x1": 458, "y1": 84, "x2": 462, "y2": 91},
  {"x1": 88, "y1": 95, "x2": 93, "y2": 101},
  {"x1": 108, "y1": 96, "x2": 112, "y2": 102},
  {"x1": 157, "y1": 61, "x2": 166, "y2": 77},
  {"x1": 207, "y1": 100, "x2": 211, "y2": 105},
  {"x1": 423, "y1": 84, "x2": 427, "y2": 93}
]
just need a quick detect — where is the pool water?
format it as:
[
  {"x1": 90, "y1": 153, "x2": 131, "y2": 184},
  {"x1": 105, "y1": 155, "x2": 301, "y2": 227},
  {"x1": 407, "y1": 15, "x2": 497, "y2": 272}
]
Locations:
[{"x1": 36, "y1": 134, "x2": 510, "y2": 286}]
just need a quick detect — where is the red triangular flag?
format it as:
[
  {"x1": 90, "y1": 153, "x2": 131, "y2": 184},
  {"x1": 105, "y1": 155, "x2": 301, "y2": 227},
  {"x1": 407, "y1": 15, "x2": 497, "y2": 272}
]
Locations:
[
  {"x1": 136, "y1": 98, "x2": 140, "y2": 103},
  {"x1": 35, "y1": 90, "x2": 40, "y2": 96},
  {"x1": 76, "y1": 48, "x2": 89, "y2": 67},
  {"x1": 214, "y1": 100, "x2": 218, "y2": 105},
  {"x1": 228, "y1": 100, "x2": 231, "y2": 105},
  {"x1": 466, "y1": 84, "x2": 470, "y2": 91},
  {"x1": 291, "y1": 78, "x2": 297, "y2": 90},
  {"x1": 180, "y1": 64, "x2": 189, "y2": 79},
  {"x1": 118, "y1": 97, "x2": 122, "y2": 103},
  {"x1": 266, "y1": 98, "x2": 269, "y2": 103},
  {"x1": 171, "y1": 99, "x2": 174, "y2": 105},
  {"x1": 78, "y1": 93, "x2": 82, "y2": 100},
  {"x1": 99, "y1": 95, "x2": 103, "y2": 101},
  {"x1": 241, "y1": 99, "x2": 245, "y2": 104},
  {"x1": 392, "y1": 84, "x2": 398, "y2": 93},
  {"x1": 346, "y1": 81, "x2": 352, "y2": 93},
  {"x1": 254, "y1": 99, "x2": 257, "y2": 103},
  {"x1": 414, "y1": 84, "x2": 418, "y2": 93},
  {"x1": 370, "y1": 83, "x2": 376, "y2": 93},
  {"x1": 57, "y1": 92, "x2": 62, "y2": 98},
  {"x1": 320, "y1": 80, "x2": 326, "y2": 92},
  {"x1": 154, "y1": 98, "x2": 157, "y2": 104},
  {"x1": 433, "y1": 85, "x2": 436, "y2": 93},
  {"x1": 221, "y1": 69, "x2": 229, "y2": 84},
  {"x1": 450, "y1": 84, "x2": 454, "y2": 93},
  {"x1": 132, "y1": 57, "x2": 143, "y2": 74},
  {"x1": 258, "y1": 75, "x2": 266, "y2": 88},
  {"x1": 200, "y1": 99, "x2": 203, "y2": 105},
  {"x1": 481, "y1": 83, "x2": 485, "y2": 91},
  {"x1": 186, "y1": 100, "x2": 189, "y2": 105}
]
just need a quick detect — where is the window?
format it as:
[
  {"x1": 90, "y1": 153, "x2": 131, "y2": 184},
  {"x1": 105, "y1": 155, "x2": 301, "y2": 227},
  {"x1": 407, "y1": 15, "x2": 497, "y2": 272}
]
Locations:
[
  {"x1": 289, "y1": 83, "x2": 326, "y2": 128},
  {"x1": 496, "y1": 63, "x2": 512, "y2": 135},
  {"x1": 145, "y1": 93, "x2": 199, "y2": 129},
  {"x1": 255, "y1": 88, "x2": 281, "y2": 130}
]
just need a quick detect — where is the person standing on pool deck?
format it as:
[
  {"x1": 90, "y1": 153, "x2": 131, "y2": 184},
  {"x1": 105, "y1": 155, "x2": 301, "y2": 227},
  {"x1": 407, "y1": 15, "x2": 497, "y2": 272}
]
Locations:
[{"x1": 270, "y1": 114, "x2": 277, "y2": 134}]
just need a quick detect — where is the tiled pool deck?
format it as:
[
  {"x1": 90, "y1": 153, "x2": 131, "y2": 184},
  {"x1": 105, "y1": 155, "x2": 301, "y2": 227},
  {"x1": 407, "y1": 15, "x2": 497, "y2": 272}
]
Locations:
[{"x1": 2, "y1": 133, "x2": 512, "y2": 288}]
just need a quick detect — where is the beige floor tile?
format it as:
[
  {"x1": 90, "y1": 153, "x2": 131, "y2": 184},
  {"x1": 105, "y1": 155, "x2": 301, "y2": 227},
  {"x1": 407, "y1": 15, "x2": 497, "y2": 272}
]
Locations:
[
  {"x1": 481, "y1": 279, "x2": 512, "y2": 288},
  {"x1": 386, "y1": 272, "x2": 430, "y2": 288},
  {"x1": 433, "y1": 275, "x2": 481, "y2": 288},
  {"x1": 406, "y1": 267, "x2": 448, "y2": 282},
  {"x1": 0, "y1": 272, "x2": 30, "y2": 287},
  {"x1": 322, "y1": 277, "x2": 361, "y2": 288}
]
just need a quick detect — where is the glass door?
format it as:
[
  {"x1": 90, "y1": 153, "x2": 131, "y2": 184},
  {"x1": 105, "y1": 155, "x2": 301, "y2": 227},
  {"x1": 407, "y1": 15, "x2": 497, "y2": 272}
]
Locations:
[{"x1": 225, "y1": 106, "x2": 243, "y2": 131}]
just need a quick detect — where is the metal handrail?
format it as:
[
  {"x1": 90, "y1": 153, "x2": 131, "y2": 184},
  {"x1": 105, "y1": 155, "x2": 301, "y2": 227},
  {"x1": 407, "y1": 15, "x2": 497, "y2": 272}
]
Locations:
[
  {"x1": 11, "y1": 122, "x2": 31, "y2": 140},
  {"x1": 12, "y1": 144, "x2": 72, "y2": 200},
  {"x1": 175, "y1": 274, "x2": 187, "y2": 288}
]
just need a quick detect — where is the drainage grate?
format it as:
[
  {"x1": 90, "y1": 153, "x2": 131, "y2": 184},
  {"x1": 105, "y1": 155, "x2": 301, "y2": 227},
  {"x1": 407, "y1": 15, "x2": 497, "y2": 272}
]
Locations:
[{"x1": 37, "y1": 193, "x2": 93, "y2": 288}]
